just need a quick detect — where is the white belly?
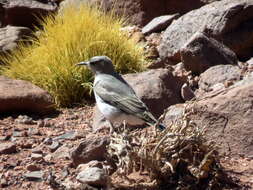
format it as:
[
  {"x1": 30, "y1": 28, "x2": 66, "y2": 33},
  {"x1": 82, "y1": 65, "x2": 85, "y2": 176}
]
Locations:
[{"x1": 95, "y1": 93, "x2": 145, "y2": 126}]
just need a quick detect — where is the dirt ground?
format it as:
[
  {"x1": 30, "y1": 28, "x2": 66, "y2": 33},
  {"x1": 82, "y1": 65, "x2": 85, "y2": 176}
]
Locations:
[{"x1": 0, "y1": 105, "x2": 252, "y2": 189}]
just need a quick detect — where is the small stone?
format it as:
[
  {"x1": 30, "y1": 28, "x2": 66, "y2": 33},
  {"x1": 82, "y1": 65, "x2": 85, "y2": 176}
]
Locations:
[
  {"x1": 28, "y1": 128, "x2": 40, "y2": 136},
  {"x1": 31, "y1": 146, "x2": 43, "y2": 154},
  {"x1": 43, "y1": 137, "x2": 53, "y2": 145},
  {"x1": 53, "y1": 131, "x2": 78, "y2": 141},
  {"x1": 31, "y1": 153, "x2": 43, "y2": 161},
  {"x1": 15, "y1": 115, "x2": 34, "y2": 125},
  {"x1": 37, "y1": 120, "x2": 45, "y2": 127},
  {"x1": 12, "y1": 130, "x2": 25, "y2": 137},
  {"x1": 77, "y1": 161, "x2": 103, "y2": 173},
  {"x1": 44, "y1": 154, "x2": 52, "y2": 162},
  {"x1": 51, "y1": 144, "x2": 70, "y2": 160},
  {"x1": 24, "y1": 171, "x2": 44, "y2": 181},
  {"x1": 0, "y1": 142, "x2": 17, "y2": 154},
  {"x1": 26, "y1": 164, "x2": 41, "y2": 171},
  {"x1": 76, "y1": 167, "x2": 108, "y2": 187},
  {"x1": 49, "y1": 141, "x2": 61, "y2": 152}
]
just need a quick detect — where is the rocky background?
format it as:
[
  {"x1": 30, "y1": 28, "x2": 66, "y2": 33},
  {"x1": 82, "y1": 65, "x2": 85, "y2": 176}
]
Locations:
[{"x1": 0, "y1": 0, "x2": 253, "y2": 189}]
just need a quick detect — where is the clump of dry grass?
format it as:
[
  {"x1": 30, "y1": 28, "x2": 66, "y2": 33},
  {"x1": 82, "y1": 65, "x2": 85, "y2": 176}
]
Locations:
[
  {"x1": 107, "y1": 105, "x2": 227, "y2": 189},
  {"x1": 0, "y1": 4, "x2": 145, "y2": 107}
]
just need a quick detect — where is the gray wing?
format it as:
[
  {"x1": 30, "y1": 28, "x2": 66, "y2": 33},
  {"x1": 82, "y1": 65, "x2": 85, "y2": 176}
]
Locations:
[{"x1": 94, "y1": 74, "x2": 157, "y2": 124}]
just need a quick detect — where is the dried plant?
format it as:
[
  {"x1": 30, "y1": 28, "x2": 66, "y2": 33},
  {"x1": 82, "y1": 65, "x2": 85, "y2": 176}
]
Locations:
[{"x1": 107, "y1": 104, "x2": 225, "y2": 189}]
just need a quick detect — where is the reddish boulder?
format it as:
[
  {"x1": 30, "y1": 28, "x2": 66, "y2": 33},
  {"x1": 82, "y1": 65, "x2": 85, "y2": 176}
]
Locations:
[
  {"x1": 0, "y1": 76, "x2": 55, "y2": 115},
  {"x1": 158, "y1": 0, "x2": 253, "y2": 63},
  {"x1": 190, "y1": 82, "x2": 253, "y2": 157},
  {"x1": 3, "y1": 0, "x2": 57, "y2": 29},
  {"x1": 180, "y1": 32, "x2": 238, "y2": 74},
  {"x1": 61, "y1": 0, "x2": 210, "y2": 26}
]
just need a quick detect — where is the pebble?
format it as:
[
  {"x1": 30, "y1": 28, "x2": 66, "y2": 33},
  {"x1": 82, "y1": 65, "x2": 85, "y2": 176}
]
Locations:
[
  {"x1": 53, "y1": 131, "x2": 78, "y2": 141},
  {"x1": 0, "y1": 142, "x2": 17, "y2": 154},
  {"x1": 49, "y1": 141, "x2": 61, "y2": 152},
  {"x1": 31, "y1": 153, "x2": 43, "y2": 161},
  {"x1": 26, "y1": 164, "x2": 41, "y2": 172},
  {"x1": 28, "y1": 128, "x2": 40, "y2": 136},
  {"x1": 76, "y1": 167, "x2": 108, "y2": 187},
  {"x1": 15, "y1": 115, "x2": 34, "y2": 125},
  {"x1": 24, "y1": 171, "x2": 44, "y2": 181}
]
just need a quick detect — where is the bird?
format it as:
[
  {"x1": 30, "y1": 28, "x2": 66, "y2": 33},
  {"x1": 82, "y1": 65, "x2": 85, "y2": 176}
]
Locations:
[{"x1": 76, "y1": 55, "x2": 165, "y2": 132}]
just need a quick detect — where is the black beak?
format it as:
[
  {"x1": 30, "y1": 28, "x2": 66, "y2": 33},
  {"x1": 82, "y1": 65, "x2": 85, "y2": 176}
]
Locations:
[{"x1": 76, "y1": 61, "x2": 89, "y2": 66}]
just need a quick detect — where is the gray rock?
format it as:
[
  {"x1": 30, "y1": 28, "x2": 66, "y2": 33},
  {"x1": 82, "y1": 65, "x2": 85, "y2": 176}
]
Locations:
[
  {"x1": 0, "y1": 76, "x2": 55, "y2": 115},
  {"x1": 0, "y1": 142, "x2": 16, "y2": 154},
  {"x1": 15, "y1": 115, "x2": 35, "y2": 125},
  {"x1": 49, "y1": 141, "x2": 61, "y2": 152},
  {"x1": 198, "y1": 65, "x2": 241, "y2": 92},
  {"x1": 180, "y1": 32, "x2": 238, "y2": 74},
  {"x1": 71, "y1": 136, "x2": 109, "y2": 167},
  {"x1": 24, "y1": 171, "x2": 44, "y2": 181},
  {"x1": 51, "y1": 144, "x2": 70, "y2": 160},
  {"x1": 163, "y1": 104, "x2": 185, "y2": 126},
  {"x1": 76, "y1": 167, "x2": 108, "y2": 187},
  {"x1": 158, "y1": 0, "x2": 253, "y2": 63},
  {"x1": 53, "y1": 131, "x2": 78, "y2": 141},
  {"x1": 27, "y1": 127, "x2": 40, "y2": 136},
  {"x1": 142, "y1": 14, "x2": 180, "y2": 35}
]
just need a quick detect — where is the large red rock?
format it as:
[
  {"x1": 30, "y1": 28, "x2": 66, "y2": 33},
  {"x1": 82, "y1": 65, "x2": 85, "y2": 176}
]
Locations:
[
  {"x1": 0, "y1": 76, "x2": 55, "y2": 115},
  {"x1": 190, "y1": 81, "x2": 253, "y2": 157},
  {"x1": 3, "y1": 0, "x2": 57, "y2": 29},
  {"x1": 180, "y1": 32, "x2": 238, "y2": 74},
  {"x1": 60, "y1": 0, "x2": 212, "y2": 26},
  {"x1": 158, "y1": 0, "x2": 253, "y2": 63}
]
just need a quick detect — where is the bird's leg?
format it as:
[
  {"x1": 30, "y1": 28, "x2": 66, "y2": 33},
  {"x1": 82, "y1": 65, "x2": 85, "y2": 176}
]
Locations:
[{"x1": 108, "y1": 121, "x2": 114, "y2": 134}]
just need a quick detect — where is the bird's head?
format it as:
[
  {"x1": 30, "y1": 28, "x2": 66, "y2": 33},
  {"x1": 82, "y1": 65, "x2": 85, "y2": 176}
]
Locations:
[{"x1": 76, "y1": 56, "x2": 115, "y2": 75}]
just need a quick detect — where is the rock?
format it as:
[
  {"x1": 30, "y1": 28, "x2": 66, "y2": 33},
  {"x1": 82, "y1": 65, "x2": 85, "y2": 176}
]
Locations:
[
  {"x1": 71, "y1": 136, "x2": 109, "y2": 167},
  {"x1": 158, "y1": 0, "x2": 253, "y2": 63},
  {"x1": 76, "y1": 167, "x2": 108, "y2": 187},
  {"x1": 142, "y1": 14, "x2": 180, "y2": 35},
  {"x1": 181, "y1": 83, "x2": 195, "y2": 101},
  {"x1": 24, "y1": 171, "x2": 44, "y2": 181},
  {"x1": 15, "y1": 115, "x2": 35, "y2": 125},
  {"x1": 0, "y1": 76, "x2": 55, "y2": 115},
  {"x1": 61, "y1": 0, "x2": 210, "y2": 26},
  {"x1": 180, "y1": 32, "x2": 238, "y2": 74},
  {"x1": 190, "y1": 82, "x2": 253, "y2": 157},
  {"x1": 31, "y1": 153, "x2": 43, "y2": 161},
  {"x1": 51, "y1": 144, "x2": 70, "y2": 160},
  {"x1": 77, "y1": 161, "x2": 103, "y2": 173},
  {"x1": 3, "y1": 0, "x2": 57, "y2": 29},
  {"x1": 48, "y1": 141, "x2": 61, "y2": 152},
  {"x1": 163, "y1": 104, "x2": 185, "y2": 126},
  {"x1": 0, "y1": 25, "x2": 32, "y2": 56},
  {"x1": 198, "y1": 65, "x2": 241, "y2": 92},
  {"x1": 53, "y1": 131, "x2": 78, "y2": 141},
  {"x1": 26, "y1": 164, "x2": 41, "y2": 171},
  {"x1": 0, "y1": 142, "x2": 16, "y2": 154},
  {"x1": 27, "y1": 127, "x2": 40, "y2": 136},
  {"x1": 93, "y1": 69, "x2": 184, "y2": 131}
]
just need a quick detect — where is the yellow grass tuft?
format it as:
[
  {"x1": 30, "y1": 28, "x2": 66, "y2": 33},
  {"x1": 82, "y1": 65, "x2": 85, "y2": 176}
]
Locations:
[{"x1": 1, "y1": 4, "x2": 145, "y2": 107}]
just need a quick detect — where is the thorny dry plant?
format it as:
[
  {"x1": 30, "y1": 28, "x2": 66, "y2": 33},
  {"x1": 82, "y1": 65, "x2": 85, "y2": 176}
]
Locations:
[{"x1": 107, "y1": 104, "x2": 226, "y2": 189}]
